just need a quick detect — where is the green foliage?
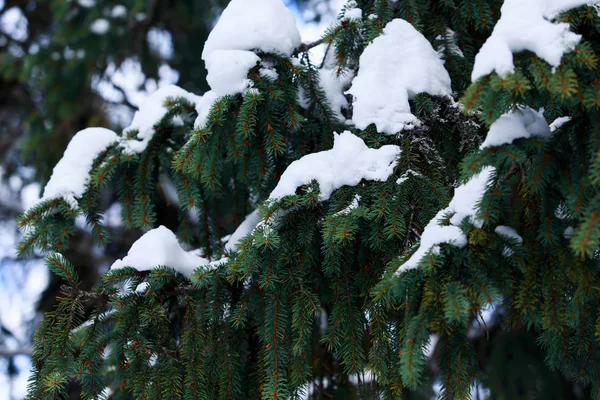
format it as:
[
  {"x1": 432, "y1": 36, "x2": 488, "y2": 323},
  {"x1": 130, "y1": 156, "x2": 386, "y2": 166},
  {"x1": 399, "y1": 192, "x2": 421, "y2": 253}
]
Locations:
[{"x1": 17, "y1": 0, "x2": 600, "y2": 399}]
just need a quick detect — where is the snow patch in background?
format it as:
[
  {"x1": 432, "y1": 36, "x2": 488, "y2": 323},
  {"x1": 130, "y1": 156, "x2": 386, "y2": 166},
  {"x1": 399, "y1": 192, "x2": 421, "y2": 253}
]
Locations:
[
  {"x1": 396, "y1": 167, "x2": 495, "y2": 274},
  {"x1": 347, "y1": 19, "x2": 452, "y2": 135},
  {"x1": 268, "y1": 131, "x2": 400, "y2": 201},
  {"x1": 471, "y1": 0, "x2": 600, "y2": 81},
  {"x1": 90, "y1": 18, "x2": 110, "y2": 35}
]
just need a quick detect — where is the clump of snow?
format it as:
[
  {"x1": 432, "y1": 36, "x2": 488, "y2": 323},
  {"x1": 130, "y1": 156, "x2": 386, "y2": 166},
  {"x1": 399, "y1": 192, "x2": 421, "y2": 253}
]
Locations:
[
  {"x1": 550, "y1": 116, "x2": 571, "y2": 132},
  {"x1": 480, "y1": 107, "x2": 551, "y2": 149},
  {"x1": 259, "y1": 67, "x2": 279, "y2": 81},
  {"x1": 110, "y1": 226, "x2": 208, "y2": 278},
  {"x1": 204, "y1": 50, "x2": 260, "y2": 95},
  {"x1": 319, "y1": 68, "x2": 354, "y2": 122},
  {"x1": 347, "y1": 19, "x2": 452, "y2": 135},
  {"x1": 495, "y1": 225, "x2": 523, "y2": 243},
  {"x1": 39, "y1": 128, "x2": 118, "y2": 208},
  {"x1": 471, "y1": 0, "x2": 599, "y2": 81},
  {"x1": 225, "y1": 210, "x2": 261, "y2": 252},
  {"x1": 269, "y1": 131, "x2": 400, "y2": 201},
  {"x1": 343, "y1": 7, "x2": 362, "y2": 20},
  {"x1": 111, "y1": 5, "x2": 127, "y2": 18},
  {"x1": 396, "y1": 167, "x2": 495, "y2": 274},
  {"x1": 90, "y1": 19, "x2": 110, "y2": 35},
  {"x1": 202, "y1": 0, "x2": 301, "y2": 95},
  {"x1": 122, "y1": 85, "x2": 201, "y2": 153}
]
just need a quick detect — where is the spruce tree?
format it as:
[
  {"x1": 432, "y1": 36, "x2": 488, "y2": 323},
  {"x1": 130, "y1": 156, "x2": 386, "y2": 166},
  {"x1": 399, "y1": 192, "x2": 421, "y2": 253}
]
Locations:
[{"x1": 17, "y1": 0, "x2": 600, "y2": 398}]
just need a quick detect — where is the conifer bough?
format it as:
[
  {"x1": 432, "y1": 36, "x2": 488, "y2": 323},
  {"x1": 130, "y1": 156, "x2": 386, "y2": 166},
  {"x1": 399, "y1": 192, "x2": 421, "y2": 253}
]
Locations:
[{"x1": 18, "y1": 0, "x2": 600, "y2": 398}]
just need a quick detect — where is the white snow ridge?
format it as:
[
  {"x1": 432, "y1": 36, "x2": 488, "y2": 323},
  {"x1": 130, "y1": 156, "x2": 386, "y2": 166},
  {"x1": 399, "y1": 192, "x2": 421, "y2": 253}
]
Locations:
[
  {"x1": 40, "y1": 127, "x2": 118, "y2": 208},
  {"x1": 268, "y1": 131, "x2": 400, "y2": 201},
  {"x1": 396, "y1": 167, "x2": 495, "y2": 274}
]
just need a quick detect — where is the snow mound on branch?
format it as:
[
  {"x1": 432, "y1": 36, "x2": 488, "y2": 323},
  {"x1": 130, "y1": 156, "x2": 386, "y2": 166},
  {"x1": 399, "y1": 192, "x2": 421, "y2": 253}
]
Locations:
[
  {"x1": 122, "y1": 85, "x2": 202, "y2": 153},
  {"x1": 225, "y1": 209, "x2": 261, "y2": 252},
  {"x1": 471, "y1": 0, "x2": 599, "y2": 81},
  {"x1": 110, "y1": 226, "x2": 208, "y2": 278},
  {"x1": 269, "y1": 131, "x2": 400, "y2": 201},
  {"x1": 202, "y1": 0, "x2": 301, "y2": 95},
  {"x1": 40, "y1": 127, "x2": 118, "y2": 208},
  {"x1": 480, "y1": 107, "x2": 551, "y2": 149},
  {"x1": 396, "y1": 167, "x2": 495, "y2": 274},
  {"x1": 346, "y1": 19, "x2": 452, "y2": 135}
]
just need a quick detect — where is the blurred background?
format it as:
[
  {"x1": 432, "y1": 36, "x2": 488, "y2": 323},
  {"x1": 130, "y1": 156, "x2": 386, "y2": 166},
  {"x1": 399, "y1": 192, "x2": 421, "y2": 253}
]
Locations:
[{"x1": 0, "y1": 0, "x2": 343, "y2": 397}]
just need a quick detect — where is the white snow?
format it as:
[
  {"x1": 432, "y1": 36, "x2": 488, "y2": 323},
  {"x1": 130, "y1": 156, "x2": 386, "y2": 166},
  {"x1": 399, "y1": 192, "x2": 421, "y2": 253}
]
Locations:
[
  {"x1": 471, "y1": 0, "x2": 599, "y2": 81},
  {"x1": 268, "y1": 131, "x2": 400, "y2": 201},
  {"x1": 564, "y1": 226, "x2": 574, "y2": 239},
  {"x1": 333, "y1": 194, "x2": 361, "y2": 216},
  {"x1": 202, "y1": 0, "x2": 301, "y2": 95},
  {"x1": 77, "y1": 0, "x2": 95, "y2": 7},
  {"x1": 319, "y1": 68, "x2": 354, "y2": 122},
  {"x1": 204, "y1": 50, "x2": 260, "y2": 95},
  {"x1": 225, "y1": 209, "x2": 261, "y2": 252},
  {"x1": 550, "y1": 116, "x2": 572, "y2": 132},
  {"x1": 396, "y1": 169, "x2": 421, "y2": 185},
  {"x1": 111, "y1": 5, "x2": 127, "y2": 18},
  {"x1": 194, "y1": 90, "x2": 220, "y2": 129},
  {"x1": 122, "y1": 85, "x2": 201, "y2": 153},
  {"x1": 259, "y1": 67, "x2": 279, "y2": 81},
  {"x1": 346, "y1": 19, "x2": 452, "y2": 135},
  {"x1": 495, "y1": 225, "x2": 523, "y2": 243},
  {"x1": 39, "y1": 128, "x2": 118, "y2": 208},
  {"x1": 396, "y1": 167, "x2": 495, "y2": 274},
  {"x1": 344, "y1": 7, "x2": 362, "y2": 20},
  {"x1": 110, "y1": 226, "x2": 208, "y2": 278},
  {"x1": 480, "y1": 107, "x2": 551, "y2": 149},
  {"x1": 90, "y1": 19, "x2": 110, "y2": 35}
]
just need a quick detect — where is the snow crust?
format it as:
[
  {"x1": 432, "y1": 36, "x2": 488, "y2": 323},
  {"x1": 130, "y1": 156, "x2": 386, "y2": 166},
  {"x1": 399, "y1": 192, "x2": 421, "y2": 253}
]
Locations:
[
  {"x1": 225, "y1": 210, "x2": 261, "y2": 252},
  {"x1": 202, "y1": 0, "x2": 301, "y2": 95},
  {"x1": 396, "y1": 167, "x2": 495, "y2": 274},
  {"x1": 110, "y1": 226, "x2": 208, "y2": 278},
  {"x1": 480, "y1": 107, "x2": 551, "y2": 149},
  {"x1": 471, "y1": 0, "x2": 599, "y2": 81},
  {"x1": 346, "y1": 19, "x2": 451, "y2": 135},
  {"x1": 269, "y1": 131, "x2": 400, "y2": 201},
  {"x1": 40, "y1": 128, "x2": 118, "y2": 207},
  {"x1": 122, "y1": 85, "x2": 201, "y2": 153}
]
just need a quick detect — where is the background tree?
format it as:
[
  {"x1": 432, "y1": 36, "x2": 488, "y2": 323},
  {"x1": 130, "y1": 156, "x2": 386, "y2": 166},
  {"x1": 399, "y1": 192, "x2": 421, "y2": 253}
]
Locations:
[{"x1": 14, "y1": 0, "x2": 600, "y2": 399}]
